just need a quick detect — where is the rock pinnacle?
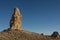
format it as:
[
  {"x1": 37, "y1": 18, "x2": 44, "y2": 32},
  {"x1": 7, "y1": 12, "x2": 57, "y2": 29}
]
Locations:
[{"x1": 9, "y1": 7, "x2": 22, "y2": 30}]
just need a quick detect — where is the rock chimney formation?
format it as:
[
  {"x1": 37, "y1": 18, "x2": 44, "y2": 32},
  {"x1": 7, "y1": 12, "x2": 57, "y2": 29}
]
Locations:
[{"x1": 9, "y1": 7, "x2": 22, "y2": 30}]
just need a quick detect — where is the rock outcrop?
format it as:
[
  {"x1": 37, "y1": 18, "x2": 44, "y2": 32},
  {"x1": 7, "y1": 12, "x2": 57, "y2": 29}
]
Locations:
[
  {"x1": 51, "y1": 31, "x2": 59, "y2": 38},
  {"x1": 9, "y1": 7, "x2": 22, "y2": 30}
]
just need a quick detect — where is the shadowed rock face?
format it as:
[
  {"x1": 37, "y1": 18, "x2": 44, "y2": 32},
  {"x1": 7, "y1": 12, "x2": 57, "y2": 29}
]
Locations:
[
  {"x1": 10, "y1": 8, "x2": 22, "y2": 30},
  {"x1": 51, "y1": 31, "x2": 59, "y2": 38}
]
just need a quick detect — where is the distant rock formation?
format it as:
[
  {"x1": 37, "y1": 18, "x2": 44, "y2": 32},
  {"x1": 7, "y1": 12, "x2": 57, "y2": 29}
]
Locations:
[
  {"x1": 51, "y1": 31, "x2": 59, "y2": 38},
  {"x1": 9, "y1": 7, "x2": 22, "y2": 30}
]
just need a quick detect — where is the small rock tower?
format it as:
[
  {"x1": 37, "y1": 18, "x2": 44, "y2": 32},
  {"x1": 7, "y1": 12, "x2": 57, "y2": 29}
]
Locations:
[{"x1": 10, "y1": 7, "x2": 22, "y2": 30}]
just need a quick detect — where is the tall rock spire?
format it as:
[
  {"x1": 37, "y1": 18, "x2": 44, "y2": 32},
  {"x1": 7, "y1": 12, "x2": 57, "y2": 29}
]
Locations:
[{"x1": 9, "y1": 7, "x2": 22, "y2": 30}]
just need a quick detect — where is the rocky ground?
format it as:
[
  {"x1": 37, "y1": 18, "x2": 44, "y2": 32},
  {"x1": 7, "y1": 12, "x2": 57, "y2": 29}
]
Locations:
[{"x1": 0, "y1": 30, "x2": 60, "y2": 40}]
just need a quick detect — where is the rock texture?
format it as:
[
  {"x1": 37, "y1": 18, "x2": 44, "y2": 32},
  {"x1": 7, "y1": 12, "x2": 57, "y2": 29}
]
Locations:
[{"x1": 10, "y1": 8, "x2": 22, "y2": 30}]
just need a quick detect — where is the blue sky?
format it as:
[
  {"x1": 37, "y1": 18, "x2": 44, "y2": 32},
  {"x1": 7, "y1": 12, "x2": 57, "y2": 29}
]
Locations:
[{"x1": 0, "y1": 0, "x2": 60, "y2": 35}]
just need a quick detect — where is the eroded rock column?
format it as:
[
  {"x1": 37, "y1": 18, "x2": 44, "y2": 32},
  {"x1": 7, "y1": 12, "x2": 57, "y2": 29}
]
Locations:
[{"x1": 10, "y1": 7, "x2": 22, "y2": 30}]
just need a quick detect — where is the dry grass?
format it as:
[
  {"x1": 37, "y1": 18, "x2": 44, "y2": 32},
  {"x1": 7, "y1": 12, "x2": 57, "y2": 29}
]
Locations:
[{"x1": 0, "y1": 30, "x2": 60, "y2": 40}]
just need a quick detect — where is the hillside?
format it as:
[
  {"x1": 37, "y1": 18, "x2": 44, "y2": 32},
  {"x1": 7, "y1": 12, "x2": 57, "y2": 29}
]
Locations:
[{"x1": 0, "y1": 30, "x2": 60, "y2": 40}]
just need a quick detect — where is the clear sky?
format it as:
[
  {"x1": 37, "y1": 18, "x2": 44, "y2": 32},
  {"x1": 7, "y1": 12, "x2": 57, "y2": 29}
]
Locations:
[{"x1": 0, "y1": 0, "x2": 60, "y2": 35}]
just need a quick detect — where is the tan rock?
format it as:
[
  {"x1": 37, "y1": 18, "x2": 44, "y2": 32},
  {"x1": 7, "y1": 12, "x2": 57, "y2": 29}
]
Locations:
[{"x1": 9, "y1": 7, "x2": 22, "y2": 30}]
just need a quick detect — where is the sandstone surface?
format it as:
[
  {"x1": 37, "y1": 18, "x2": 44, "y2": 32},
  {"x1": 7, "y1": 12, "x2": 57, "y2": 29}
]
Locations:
[{"x1": 10, "y1": 8, "x2": 22, "y2": 30}]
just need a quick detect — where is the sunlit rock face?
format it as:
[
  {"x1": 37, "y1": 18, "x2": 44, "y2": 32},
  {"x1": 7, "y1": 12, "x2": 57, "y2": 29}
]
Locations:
[{"x1": 9, "y1": 7, "x2": 22, "y2": 30}]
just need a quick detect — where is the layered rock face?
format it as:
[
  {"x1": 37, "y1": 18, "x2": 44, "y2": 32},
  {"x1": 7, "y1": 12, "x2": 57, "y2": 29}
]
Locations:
[{"x1": 9, "y1": 8, "x2": 22, "y2": 30}]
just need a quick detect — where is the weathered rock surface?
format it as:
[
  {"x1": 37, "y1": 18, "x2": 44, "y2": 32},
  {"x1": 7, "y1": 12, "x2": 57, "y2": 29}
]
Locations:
[{"x1": 9, "y1": 7, "x2": 22, "y2": 30}]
